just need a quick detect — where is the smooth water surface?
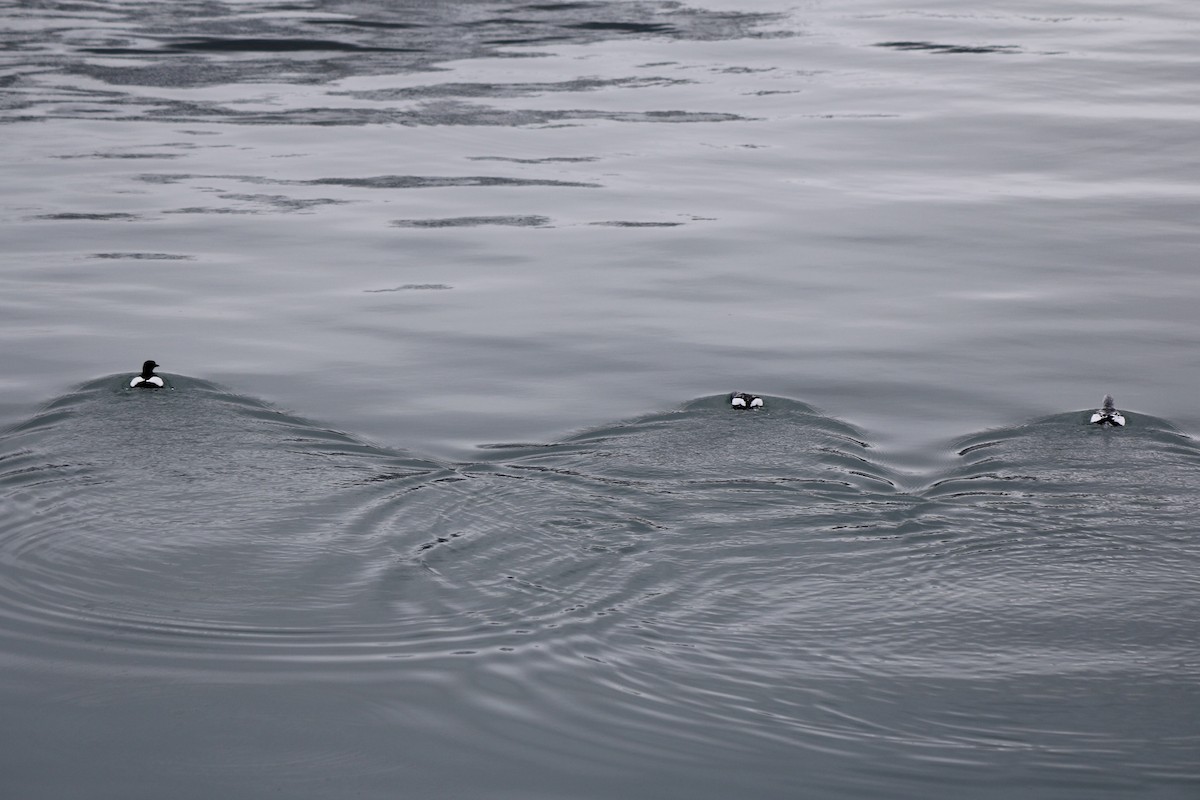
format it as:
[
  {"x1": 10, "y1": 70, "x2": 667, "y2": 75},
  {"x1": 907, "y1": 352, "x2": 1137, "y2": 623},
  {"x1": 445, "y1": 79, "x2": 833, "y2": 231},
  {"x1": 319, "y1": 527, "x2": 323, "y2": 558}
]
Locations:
[
  {"x1": 3, "y1": 0, "x2": 1198, "y2": 459},
  {"x1": 2, "y1": 1, "x2": 1199, "y2": 797}
]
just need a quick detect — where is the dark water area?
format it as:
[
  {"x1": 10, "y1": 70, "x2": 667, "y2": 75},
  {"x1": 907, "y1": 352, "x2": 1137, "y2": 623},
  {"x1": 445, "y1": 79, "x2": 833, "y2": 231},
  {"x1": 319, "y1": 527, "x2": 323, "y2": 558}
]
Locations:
[
  {"x1": 2, "y1": 379, "x2": 1198, "y2": 797},
  {"x1": 3, "y1": 0, "x2": 1200, "y2": 796}
]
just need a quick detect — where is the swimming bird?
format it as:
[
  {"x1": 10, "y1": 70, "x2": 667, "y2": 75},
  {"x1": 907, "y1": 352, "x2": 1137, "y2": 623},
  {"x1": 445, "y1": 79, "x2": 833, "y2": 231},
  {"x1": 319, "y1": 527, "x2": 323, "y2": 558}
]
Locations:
[
  {"x1": 730, "y1": 391, "x2": 763, "y2": 409},
  {"x1": 1089, "y1": 395, "x2": 1125, "y2": 427},
  {"x1": 129, "y1": 360, "x2": 164, "y2": 389}
]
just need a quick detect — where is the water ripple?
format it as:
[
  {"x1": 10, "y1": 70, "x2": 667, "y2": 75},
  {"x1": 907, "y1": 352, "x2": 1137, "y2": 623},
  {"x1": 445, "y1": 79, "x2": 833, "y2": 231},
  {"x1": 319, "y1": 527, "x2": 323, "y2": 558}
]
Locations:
[{"x1": 2, "y1": 384, "x2": 1199, "y2": 793}]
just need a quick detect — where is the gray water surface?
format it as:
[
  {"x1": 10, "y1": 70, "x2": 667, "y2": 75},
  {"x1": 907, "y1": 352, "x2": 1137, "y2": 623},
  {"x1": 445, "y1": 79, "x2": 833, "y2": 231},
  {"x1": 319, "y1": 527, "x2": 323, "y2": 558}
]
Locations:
[
  {"x1": 2, "y1": 1, "x2": 1199, "y2": 797},
  {"x1": 4, "y1": 0, "x2": 1198, "y2": 460},
  {"x1": 2, "y1": 381, "x2": 1198, "y2": 797}
]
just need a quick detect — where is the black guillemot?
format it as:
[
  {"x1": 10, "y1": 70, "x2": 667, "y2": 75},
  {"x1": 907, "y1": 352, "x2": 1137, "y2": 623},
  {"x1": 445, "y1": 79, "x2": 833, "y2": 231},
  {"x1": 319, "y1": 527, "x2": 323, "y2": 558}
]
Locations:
[
  {"x1": 129, "y1": 360, "x2": 164, "y2": 389},
  {"x1": 730, "y1": 392, "x2": 763, "y2": 410},
  {"x1": 1089, "y1": 395, "x2": 1125, "y2": 427}
]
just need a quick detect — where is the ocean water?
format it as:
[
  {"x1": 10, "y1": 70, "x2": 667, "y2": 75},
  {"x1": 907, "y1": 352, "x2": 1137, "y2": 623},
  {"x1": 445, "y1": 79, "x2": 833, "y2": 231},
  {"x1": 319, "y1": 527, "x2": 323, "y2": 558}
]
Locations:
[{"x1": 2, "y1": 1, "x2": 1198, "y2": 797}]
